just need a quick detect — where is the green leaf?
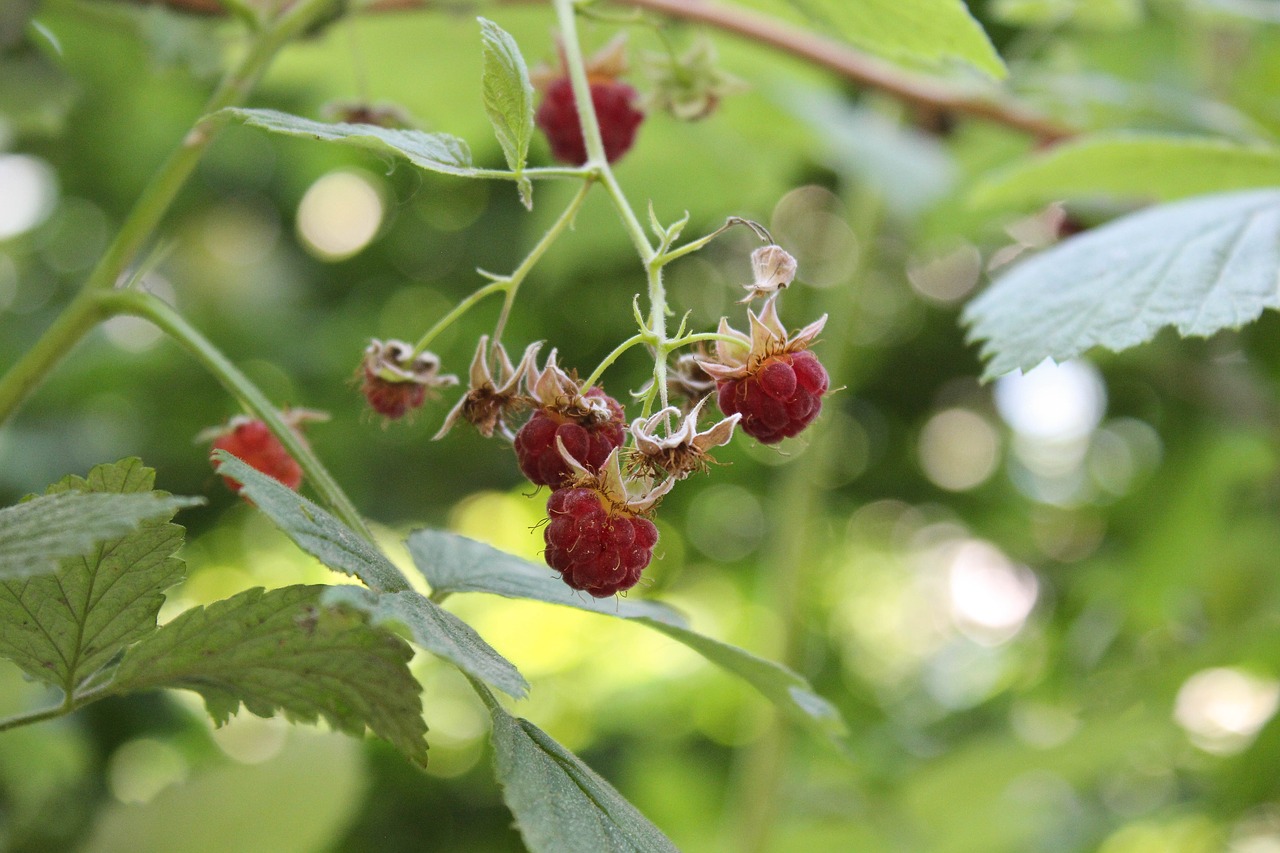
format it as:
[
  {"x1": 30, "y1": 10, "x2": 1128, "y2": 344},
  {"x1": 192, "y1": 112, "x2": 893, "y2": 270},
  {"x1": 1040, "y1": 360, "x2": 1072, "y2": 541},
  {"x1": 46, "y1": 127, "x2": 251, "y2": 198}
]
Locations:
[
  {"x1": 478, "y1": 17, "x2": 534, "y2": 209},
  {"x1": 757, "y1": 0, "x2": 1005, "y2": 78},
  {"x1": 963, "y1": 189, "x2": 1280, "y2": 379},
  {"x1": 214, "y1": 452, "x2": 525, "y2": 698},
  {"x1": 221, "y1": 107, "x2": 481, "y2": 179},
  {"x1": 408, "y1": 530, "x2": 847, "y2": 743},
  {"x1": 477, "y1": 682, "x2": 679, "y2": 853},
  {"x1": 0, "y1": 459, "x2": 197, "y2": 694},
  {"x1": 970, "y1": 134, "x2": 1280, "y2": 209},
  {"x1": 212, "y1": 451, "x2": 410, "y2": 593},
  {"x1": 990, "y1": 0, "x2": 1144, "y2": 30},
  {"x1": 323, "y1": 586, "x2": 529, "y2": 699},
  {"x1": 112, "y1": 585, "x2": 429, "y2": 767},
  {"x1": 0, "y1": 492, "x2": 197, "y2": 581}
]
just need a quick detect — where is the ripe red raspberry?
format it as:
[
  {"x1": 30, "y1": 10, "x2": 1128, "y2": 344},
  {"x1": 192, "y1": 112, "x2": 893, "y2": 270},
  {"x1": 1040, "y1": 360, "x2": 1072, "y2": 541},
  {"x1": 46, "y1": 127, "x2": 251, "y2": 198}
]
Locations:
[
  {"x1": 716, "y1": 350, "x2": 828, "y2": 444},
  {"x1": 514, "y1": 388, "x2": 625, "y2": 488},
  {"x1": 544, "y1": 487, "x2": 659, "y2": 597},
  {"x1": 358, "y1": 339, "x2": 457, "y2": 423},
  {"x1": 535, "y1": 77, "x2": 644, "y2": 166},
  {"x1": 210, "y1": 419, "x2": 303, "y2": 493}
]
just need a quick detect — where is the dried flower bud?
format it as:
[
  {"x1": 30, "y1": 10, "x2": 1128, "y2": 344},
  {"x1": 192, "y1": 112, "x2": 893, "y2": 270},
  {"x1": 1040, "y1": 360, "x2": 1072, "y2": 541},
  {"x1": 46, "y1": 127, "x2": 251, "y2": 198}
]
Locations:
[
  {"x1": 740, "y1": 245, "x2": 797, "y2": 303},
  {"x1": 435, "y1": 337, "x2": 540, "y2": 440}
]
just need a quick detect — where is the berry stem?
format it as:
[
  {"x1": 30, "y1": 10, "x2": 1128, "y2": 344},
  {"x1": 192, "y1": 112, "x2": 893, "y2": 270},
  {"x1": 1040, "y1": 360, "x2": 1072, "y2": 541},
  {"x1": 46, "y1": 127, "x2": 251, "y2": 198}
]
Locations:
[
  {"x1": 411, "y1": 280, "x2": 510, "y2": 358},
  {"x1": 581, "y1": 333, "x2": 650, "y2": 390},
  {"x1": 103, "y1": 290, "x2": 382, "y2": 549},
  {"x1": 0, "y1": 0, "x2": 341, "y2": 426}
]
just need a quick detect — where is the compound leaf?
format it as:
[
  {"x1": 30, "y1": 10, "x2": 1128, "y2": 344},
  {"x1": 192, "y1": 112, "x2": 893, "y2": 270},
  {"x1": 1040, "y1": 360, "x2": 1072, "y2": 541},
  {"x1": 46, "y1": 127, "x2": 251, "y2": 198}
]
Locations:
[
  {"x1": 0, "y1": 458, "x2": 198, "y2": 694},
  {"x1": 964, "y1": 189, "x2": 1280, "y2": 379},
  {"x1": 971, "y1": 134, "x2": 1280, "y2": 209},
  {"x1": 409, "y1": 530, "x2": 847, "y2": 743},
  {"x1": 477, "y1": 682, "x2": 678, "y2": 853},
  {"x1": 112, "y1": 584, "x2": 429, "y2": 767},
  {"x1": 478, "y1": 17, "x2": 535, "y2": 208}
]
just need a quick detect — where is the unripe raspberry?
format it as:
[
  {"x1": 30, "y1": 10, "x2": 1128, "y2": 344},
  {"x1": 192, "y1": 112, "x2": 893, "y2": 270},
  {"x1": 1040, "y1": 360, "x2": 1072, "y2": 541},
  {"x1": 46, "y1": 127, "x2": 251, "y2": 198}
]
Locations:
[
  {"x1": 716, "y1": 350, "x2": 828, "y2": 444},
  {"x1": 535, "y1": 78, "x2": 644, "y2": 166},
  {"x1": 514, "y1": 388, "x2": 625, "y2": 488},
  {"x1": 210, "y1": 419, "x2": 303, "y2": 493},
  {"x1": 544, "y1": 487, "x2": 658, "y2": 597}
]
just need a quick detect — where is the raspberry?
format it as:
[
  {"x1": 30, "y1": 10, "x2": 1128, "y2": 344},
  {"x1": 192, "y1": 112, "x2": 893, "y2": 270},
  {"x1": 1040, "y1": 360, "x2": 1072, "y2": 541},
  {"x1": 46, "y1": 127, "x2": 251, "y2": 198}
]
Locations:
[
  {"x1": 544, "y1": 487, "x2": 659, "y2": 597},
  {"x1": 363, "y1": 379, "x2": 427, "y2": 421},
  {"x1": 716, "y1": 350, "x2": 828, "y2": 444},
  {"x1": 535, "y1": 78, "x2": 644, "y2": 166},
  {"x1": 358, "y1": 339, "x2": 456, "y2": 422},
  {"x1": 513, "y1": 388, "x2": 625, "y2": 488},
  {"x1": 210, "y1": 419, "x2": 303, "y2": 493}
]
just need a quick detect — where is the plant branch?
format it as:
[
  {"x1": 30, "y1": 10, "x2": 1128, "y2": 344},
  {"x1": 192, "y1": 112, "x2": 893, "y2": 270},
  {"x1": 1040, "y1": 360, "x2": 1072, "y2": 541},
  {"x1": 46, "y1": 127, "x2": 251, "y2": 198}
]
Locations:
[
  {"x1": 0, "y1": 0, "x2": 340, "y2": 426},
  {"x1": 129, "y1": 0, "x2": 1074, "y2": 142},
  {"x1": 102, "y1": 290, "x2": 376, "y2": 543}
]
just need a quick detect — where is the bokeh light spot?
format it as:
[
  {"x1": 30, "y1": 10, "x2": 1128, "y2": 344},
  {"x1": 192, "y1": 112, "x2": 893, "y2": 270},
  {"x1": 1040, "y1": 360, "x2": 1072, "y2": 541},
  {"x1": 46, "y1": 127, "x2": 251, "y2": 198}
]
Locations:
[{"x1": 297, "y1": 170, "x2": 384, "y2": 261}]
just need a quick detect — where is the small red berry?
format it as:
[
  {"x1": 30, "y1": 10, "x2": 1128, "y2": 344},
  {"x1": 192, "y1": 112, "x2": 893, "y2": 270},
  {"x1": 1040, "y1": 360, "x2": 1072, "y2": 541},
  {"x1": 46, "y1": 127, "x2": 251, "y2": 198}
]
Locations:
[
  {"x1": 544, "y1": 486, "x2": 658, "y2": 597},
  {"x1": 535, "y1": 77, "x2": 644, "y2": 166},
  {"x1": 210, "y1": 419, "x2": 303, "y2": 493},
  {"x1": 514, "y1": 388, "x2": 625, "y2": 488},
  {"x1": 359, "y1": 339, "x2": 457, "y2": 423},
  {"x1": 716, "y1": 350, "x2": 828, "y2": 444}
]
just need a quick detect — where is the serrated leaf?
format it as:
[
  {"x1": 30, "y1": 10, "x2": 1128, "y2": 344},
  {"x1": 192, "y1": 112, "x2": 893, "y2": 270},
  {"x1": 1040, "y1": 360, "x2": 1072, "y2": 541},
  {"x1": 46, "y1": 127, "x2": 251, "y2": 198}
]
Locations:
[
  {"x1": 214, "y1": 452, "x2": 523, "y2": 697},
  {"x1": 0, "y1": 492, "x2": 197, "y2": 580},
  {"x1": 409, "y1": 530, "x2": 847, "y2": 743},
  {"x1": 971, "y1": 134, "x2": 1280, "y2": 209},
  {"x1": 757, "y1": 0, "x2": 1005, "y2": 78},
  {"x1": 112, "y1": 585, "x2": 429, "y2": 766},
  {"x1": 963, "y1": 189, "x2": 1280, "y2": 379},
  {"x1": 222, "y1": 107, "x2": 481, "y2": 178},
  {"x1": 323, "y1": 586, "x2": 528, "y2": 699},
  {"x1": 478, "y1": 17, "x2": 534, "y2": 209},
  {"x1": 213, "y1": 451, "x2": 410, "y2": 593},
  {"x1": 0, "y1": 459, "x2": 198, "y2": 694},
  {"x1": 477, "y1": 682, "x2": 678, "y2": 853}
]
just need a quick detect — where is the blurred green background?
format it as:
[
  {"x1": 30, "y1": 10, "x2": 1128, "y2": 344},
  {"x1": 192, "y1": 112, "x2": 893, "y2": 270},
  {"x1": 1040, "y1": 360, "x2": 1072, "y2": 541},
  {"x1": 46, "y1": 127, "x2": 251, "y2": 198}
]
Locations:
[{"x1": 5, "y1": 0, "x2": 1280, "y2": 851}]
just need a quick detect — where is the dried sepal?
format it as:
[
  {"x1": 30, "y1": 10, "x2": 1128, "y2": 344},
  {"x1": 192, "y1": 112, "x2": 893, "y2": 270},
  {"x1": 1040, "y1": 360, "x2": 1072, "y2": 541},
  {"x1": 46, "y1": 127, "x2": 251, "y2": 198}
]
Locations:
[
  {"x1": 435, "y1": 337, "x2": 539, "y2": 440},
  {"x1": 555, "y1": 440, "x2": 673, "y2": 515},
  {"x1": 628, "y1": 397, "x2": 740, "y2": 479},
  {"x1": 697, "y1": 295, "x2": 827, "y2": 382},
  {"x1": 526, "y1": 349, "x2": 616, "y2": 424}
]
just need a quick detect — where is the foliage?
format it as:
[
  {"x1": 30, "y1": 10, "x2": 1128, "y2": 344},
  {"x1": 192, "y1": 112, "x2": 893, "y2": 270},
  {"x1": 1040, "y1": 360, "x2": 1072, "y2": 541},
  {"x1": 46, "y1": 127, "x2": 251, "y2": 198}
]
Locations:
[{"x1": 5, "y1": 0, "x2": 1280, "y2": 851}]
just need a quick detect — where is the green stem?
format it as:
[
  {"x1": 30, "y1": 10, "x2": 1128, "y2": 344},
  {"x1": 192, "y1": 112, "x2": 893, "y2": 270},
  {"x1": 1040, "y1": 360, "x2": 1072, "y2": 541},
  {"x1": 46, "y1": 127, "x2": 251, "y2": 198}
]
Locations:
[
  {"x1": 581, "y1": 333, "x2": 650, "y2": 390},
  {"x1": 0, "y1": 703, "x2": 70, "y2": 734},
  {"x1": 412, "y1": 280, "x2": 510, "y2": 357},
  {"x1": 491, "y1": 180, "x2": 596, "y2": 349},
  {"x1": 0, "y1": 0, "x2": 340, "y2": 427},
  {"x1": 104, "y1": 290, "x2": 376, "y2": 544},
  {"x1": 669, "y1": 331, "x2": 741, "y2": 349}
]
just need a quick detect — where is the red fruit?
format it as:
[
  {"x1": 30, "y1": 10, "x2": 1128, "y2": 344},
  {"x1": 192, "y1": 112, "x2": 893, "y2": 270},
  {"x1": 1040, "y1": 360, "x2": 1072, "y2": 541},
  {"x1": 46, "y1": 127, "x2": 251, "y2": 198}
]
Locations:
[
  {"x1": 716, "y1": 350, "x2": 828, "y2": 444},
  {"x1": 544, "y1": 487, "x2": 659, "y2": 597},
  {"x1": 535, "y1": 78, "x2": 644, "y2": 166},
  {"x1": 363, "y1": 380, "x2": 426, "y2": 421},
  {"x1": 513, "y1": 389, "x2": 625, "y2": 488},
  {"x1": 210, "y1": 419, "x2": 303, "y2": 493}
]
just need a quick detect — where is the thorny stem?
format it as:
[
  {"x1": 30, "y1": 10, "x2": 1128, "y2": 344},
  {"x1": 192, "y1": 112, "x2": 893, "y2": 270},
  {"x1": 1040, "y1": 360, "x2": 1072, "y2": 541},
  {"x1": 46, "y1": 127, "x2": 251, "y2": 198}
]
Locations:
[
  {"x1": 0, "y1": 0, "x2": 340, "y2": 424},
  {"x1": 105, "y1": 290, "x2": 378, "y2": 545}
]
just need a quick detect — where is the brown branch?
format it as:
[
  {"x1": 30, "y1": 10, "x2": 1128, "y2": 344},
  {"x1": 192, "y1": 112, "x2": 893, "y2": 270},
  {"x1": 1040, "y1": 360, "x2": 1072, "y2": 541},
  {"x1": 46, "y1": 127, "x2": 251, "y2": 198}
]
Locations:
[{"x1": 122, "y1": 0, "x2": 1077, "y2": 142}]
